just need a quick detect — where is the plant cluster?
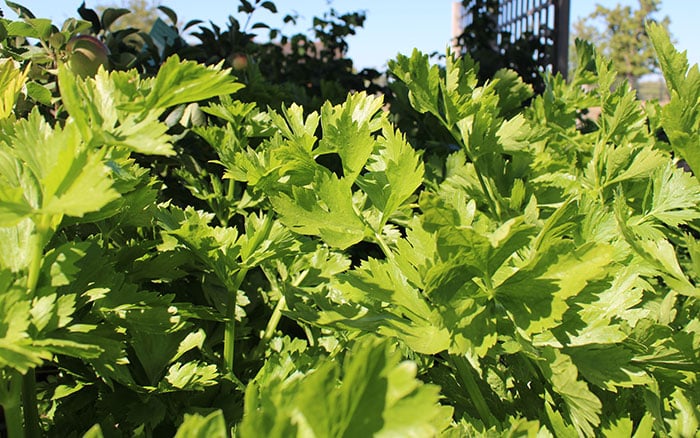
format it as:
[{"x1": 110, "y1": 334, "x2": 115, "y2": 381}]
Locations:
[
  {"x1": 0, "y1": 1, "x2": 699, "y2": 437},
  {"x1": 79, "y1": 0, "x2": 384, "y2": 110}
]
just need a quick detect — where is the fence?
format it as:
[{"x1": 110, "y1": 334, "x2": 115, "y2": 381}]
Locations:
[{"x1": 453, "y1": 0, "x2": 570, "y2": 77}]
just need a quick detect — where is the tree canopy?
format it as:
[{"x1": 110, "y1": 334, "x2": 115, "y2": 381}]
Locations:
[
  {"x1": 96, "y1": 0, "x2": 161, "y2": 31},
  {"x1": 572, "y1": 0, "x2": 671, "y2": 88}
]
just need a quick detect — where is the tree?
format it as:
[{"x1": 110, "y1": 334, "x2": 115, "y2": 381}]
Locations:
[
  {"x1": 96, "y1": 0, "x2": 161, "y2": 31},
  {"x1": 572, "y1": 0, "x2": 670, "y2": 89}
]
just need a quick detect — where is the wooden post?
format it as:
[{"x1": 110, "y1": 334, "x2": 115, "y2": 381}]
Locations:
[
  {"x1": 554, "y1": 0, "x2": 570, "y2": 77},
  {"x1": 452, "y1": 1, "x2": 465, "y2": 53}
]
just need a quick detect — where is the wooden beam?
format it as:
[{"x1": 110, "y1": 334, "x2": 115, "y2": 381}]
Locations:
[{"x1": 554, "y1": 0, "x2": 570, "y2": 77}]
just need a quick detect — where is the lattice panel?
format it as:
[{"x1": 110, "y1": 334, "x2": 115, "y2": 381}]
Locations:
[{"x1": 455, "y1": 0, "x2": 569, "y2": 75}]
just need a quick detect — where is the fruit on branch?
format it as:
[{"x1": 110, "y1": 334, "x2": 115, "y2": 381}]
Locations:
[
  {"x1": 230, "y1": 53, "x2": 248, "y2": 71},
  {"x1": 66, "y1": 35, "x2": 109, "y2": 77}
]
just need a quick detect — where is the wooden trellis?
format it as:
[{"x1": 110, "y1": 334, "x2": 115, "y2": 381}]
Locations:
[{"x1": 454, "y1": 0, "x2": 570, "y2": 77}]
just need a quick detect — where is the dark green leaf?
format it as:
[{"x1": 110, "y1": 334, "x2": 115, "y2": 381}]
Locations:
[
  {"x1": 157, "y1": 6, "x2": 178, "y2": 26},
  {"x1": 260, "y1": 1, "x2": 277, "y2": 13},
  {"x1": 238, "y1": 0, "x2": 254, "y2": 14},
  {"x1": 77, "y1": 1, "x2": 100, "y2": 32},
  {"x1": 100, "y1": 8, "x2": 130, "y2": 30},
  {"x1": 5, "y1": 1, "x2": 35, "y2": 19}
]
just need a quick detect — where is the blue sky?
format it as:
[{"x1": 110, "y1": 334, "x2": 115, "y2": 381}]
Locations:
[{"x1": 6, "y1": 1, "x2": 699, "y2": 71}]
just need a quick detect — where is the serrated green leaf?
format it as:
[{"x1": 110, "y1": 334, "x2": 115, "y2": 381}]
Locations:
[
  {"x1": 32, "y1": 338, "x2": 103, "y2": 359},
  {"x1": 58, "y1": 57, "x2": 242, "y2": 156},
  {"x1": 107, "y1": 112, "x2": 174, "y2": 156},
  {"x1": 238, "y1": 212, "x2": 297, "y2": 268},
  {"x1": 332, "y1": 258, "x2": 451, "y2": 354},
  {"x1": 158, "y1": 205, "x2": 245, "y2": 289},
  {"x1": 567, "y1": 345, "x2": 651, "y2": 392},
  {"x1": 602, "y1": 146, "x2": 666, "y2": 188},
  {"x1": 239, "y1": 337, "x2": 452, "y2": 437},
  {"x1": 131, "y1": 330, "x2": 185, "y2": 385},
  {"x1": 318, "y1": 92, "x2": 383, "y2": 183},
  {"x1": 665, "y1": 389, "x2": 699, "y2": 437},
  {"x1": 646, "y1": 165, "x2": 700, "y2": 229},
  {"x1": 270, "y1": 103, "x2": 319, "y2": 150},
  {"x1": 539, "y1": 348, "x2": 602, "y2": 437},
  {"x1": 0, "y1": 340, "x2": 48, "y2": 373},
  {"x1": 96, "y1": 285, "x2": 187, "y2": 334},
  {"x1": 640, "y1": 239, "x2": 698, "y2": 297},
  {"x1": 647, "y1": 22, "x2": 700, "y2": 181},
  {"x1": 389, "y1": 50, "x2": 441, "y2": 119},
  {"x1": 0, "y1": 59, "x2": 28, "y2": 119},
  {"x1": 143, "y1": 55, "x2": 244, "y2": 110},
  {"x1": 571, "y1": 39, "x2": 598, "y2": 87},
  {"x1": 497, "y1": 242, "x2": 613, "y2": 336},
  {"x1": 616, "y1": 192, "x2": 700, "y2": 297},
  {"x1": 172, "y1": 329, "x2": 206, "y2": 363},
  {"x1": 598, "y1": 84, "x2": 647, "y2": 145},
  {"x1": 3, "y1": 111, "x2": 120, "y2": 219},
  {"x1": 561, "y1": 267, "x2": 647, "y2": 346},
  {"x1": 633, "y1": 413, "x2": 655, "y2": 438},
  {"x1": 647, "y1": 22, "x2": 698, "y2": 99},
  {"x1": 162, "y1": 361, "x2": 218, "y2": 391},
  {"x1": 272, "y1": 172, "x2": 366, "y2": 249},
  {"x1": 492, "y1": 68, "x2": 534, "y2": 115},
  {"x1": 357, "y1": 122, "x2": 424, "y2": 228},
  {"x1": 0, "y1": 217, "x2": 32, "y2": 271},
  {"x1": 58, "y1": 66, "x2": 176, "y2": 155},
  {"x1": 601, "y1": 416, "x2": 634, "y2": 436},
  {"x1": 175, "y1": 411, "x2": 227, "y2": 438}
]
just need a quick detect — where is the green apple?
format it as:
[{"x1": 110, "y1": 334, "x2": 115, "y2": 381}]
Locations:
[{"x1": 66, "y1": 35, "x2": 109, "y2": 77}]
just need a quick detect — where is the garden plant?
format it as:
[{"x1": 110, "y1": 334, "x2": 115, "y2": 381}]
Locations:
[{"x1": 0, "y1": 1, "x2": 699, "y2": 436}]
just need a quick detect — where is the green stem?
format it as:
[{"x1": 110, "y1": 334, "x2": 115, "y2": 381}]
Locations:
[
  {"x1": 261, "y1": 269, "x2": 307, "y2": 343},
  {"x1": 591, "y1": 138, "x2": 608, "y2": 203},
  {"x1": 2, "y1": 371, "x2": 25, "y2": 438},
  {"x1": 226, "y1": 177, "x2": 236, "y2": 202},
  {"x1": 21, "y1": 218, "x2": 50, "y2": 437},
  {"x1": 253, "y1": 269, "x2": 309, "y2": 360},
  {"x1": 446, "y1": 124, "x2": 502, "y2": 220},
  {"x1": 474, "y1": 167, "x2": 502, "y2": 220},
  {"x1": 26, "y1": 222, "x2": 48, "y2": 295},
  {"x1": 374, "y1": 231, "x2": 396, "y2": 262},
  {"x1": 21, "y1": 369, "x2": 40, "y2": 438},
  {"x1": 223, "y1": 268, "x2": 248, "y2": 377},
  {"x1": 450, "y1": 354, "x2": 497, "y2": 428},
  {"x1": 262, "y1": 296, "x2": 286, "y2": 344},
  {"x1": 249, "y1": 213, "x2": 275, "y2": 254},
  {"x1": 223, "y1": 212, "x2": 275, "y2": 375},
  {"x1": 220, "y1": 177, "x2": 237, "y2": 224}
]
